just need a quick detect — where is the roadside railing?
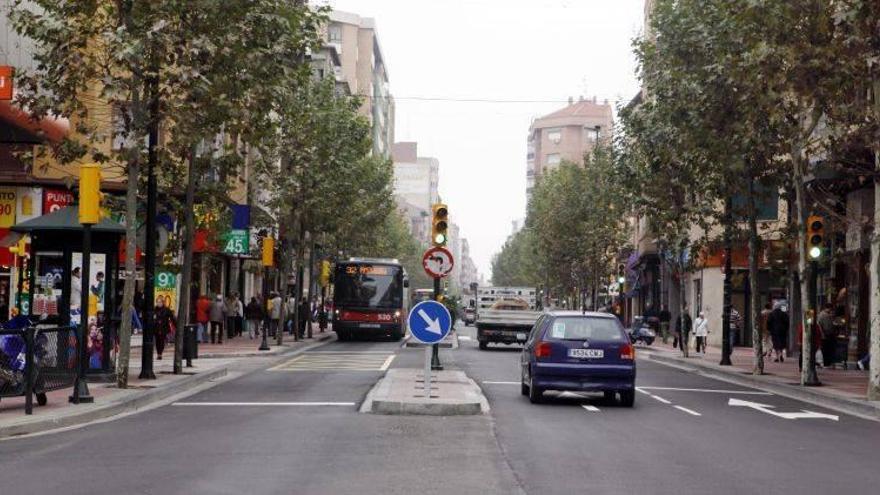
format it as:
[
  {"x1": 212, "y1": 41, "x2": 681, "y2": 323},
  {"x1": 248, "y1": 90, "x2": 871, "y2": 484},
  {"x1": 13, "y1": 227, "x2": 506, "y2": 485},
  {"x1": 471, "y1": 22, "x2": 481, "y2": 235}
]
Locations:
[{"x1": 0, "y1": 325, "x2": 79, "y2": 415}]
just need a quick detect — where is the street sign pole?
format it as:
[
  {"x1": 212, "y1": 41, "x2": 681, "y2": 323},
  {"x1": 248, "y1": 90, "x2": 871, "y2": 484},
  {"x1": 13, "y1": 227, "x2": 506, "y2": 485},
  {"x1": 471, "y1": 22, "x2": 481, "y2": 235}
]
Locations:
[
  {"x1": 424, "y1": 345, "x2": 431, "y2": 399},
  {"x1": 407, "y1": 300, "x2": 453, "y2": 400},
  {"x1": 432, "y1": 276, "x2": 443, "y2": 370}
]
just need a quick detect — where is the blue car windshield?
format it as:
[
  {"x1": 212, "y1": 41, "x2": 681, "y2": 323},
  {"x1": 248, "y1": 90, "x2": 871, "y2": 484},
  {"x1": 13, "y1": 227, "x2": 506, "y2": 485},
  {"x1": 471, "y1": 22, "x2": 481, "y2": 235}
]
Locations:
[{"x1": 547, "y1": 317, "x2": 623, "y2": 341}]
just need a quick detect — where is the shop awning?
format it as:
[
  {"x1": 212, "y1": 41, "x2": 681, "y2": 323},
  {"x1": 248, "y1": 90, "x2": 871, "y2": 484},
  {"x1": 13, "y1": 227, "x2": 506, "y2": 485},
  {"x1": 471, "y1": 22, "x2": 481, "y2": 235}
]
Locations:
[
  {"x1": 0, "y1": 100, "x2": 69, "y2": 144},
  {"x1": 11, "y1": 205, "x2": 125, "y2": 234}
]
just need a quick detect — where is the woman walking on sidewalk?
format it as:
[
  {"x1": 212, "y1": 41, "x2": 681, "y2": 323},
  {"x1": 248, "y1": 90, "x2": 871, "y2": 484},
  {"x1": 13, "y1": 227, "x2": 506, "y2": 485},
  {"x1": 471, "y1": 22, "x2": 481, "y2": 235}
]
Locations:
[
  {"x1": 245, "y1": 296, "x2": 264, "y2": 339},
  {"x1": 693, "y1": 312, "x2": 708, "y2": 354},
  {"x1": 154, "y1": 297, "x2": 175, "y2": 361}
]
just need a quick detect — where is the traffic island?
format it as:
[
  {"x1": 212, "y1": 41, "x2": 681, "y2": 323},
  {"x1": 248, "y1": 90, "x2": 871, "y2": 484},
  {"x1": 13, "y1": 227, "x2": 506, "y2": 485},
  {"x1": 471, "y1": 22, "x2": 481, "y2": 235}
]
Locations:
[{"x1": 362, "y1": 368, "x2": 488, "y2": 416}]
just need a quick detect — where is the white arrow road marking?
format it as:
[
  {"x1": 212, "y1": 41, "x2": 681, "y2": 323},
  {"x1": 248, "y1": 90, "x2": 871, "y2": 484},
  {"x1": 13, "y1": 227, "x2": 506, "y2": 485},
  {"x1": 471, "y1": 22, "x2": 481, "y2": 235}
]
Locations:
[
  {"x1": 727, "y1": 398, "x2": 839, "y2": 421},
  {"x1": 418, "y1": 309, "x2": 442, "y2": 334},
  {"x1": 650, "y1": 395, "x2": 671, "y2": 404},
  {"x1": 674, "y1": 405, "x2": 702, "y2": 416}
]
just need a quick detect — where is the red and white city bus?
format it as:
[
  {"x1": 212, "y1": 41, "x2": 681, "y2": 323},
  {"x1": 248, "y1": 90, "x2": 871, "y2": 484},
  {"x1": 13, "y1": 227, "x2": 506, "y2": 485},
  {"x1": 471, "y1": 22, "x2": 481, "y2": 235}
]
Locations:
[{"x1": 332, "y1": 258, "x2": 409, "y2": 341}]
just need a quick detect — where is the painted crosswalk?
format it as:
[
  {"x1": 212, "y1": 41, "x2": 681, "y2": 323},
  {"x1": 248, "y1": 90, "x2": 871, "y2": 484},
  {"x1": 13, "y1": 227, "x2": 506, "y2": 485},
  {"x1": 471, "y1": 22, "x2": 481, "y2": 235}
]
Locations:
[{"x1": 270, "y1": 352, "x2": 395, "y2": 372}]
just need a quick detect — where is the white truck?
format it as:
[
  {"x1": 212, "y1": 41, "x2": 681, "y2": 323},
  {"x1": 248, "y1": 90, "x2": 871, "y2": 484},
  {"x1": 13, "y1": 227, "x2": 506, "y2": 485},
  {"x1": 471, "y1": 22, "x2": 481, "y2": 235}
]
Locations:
[{"x1": 475, "y1": 286, "x2": 542, "y2": 350}]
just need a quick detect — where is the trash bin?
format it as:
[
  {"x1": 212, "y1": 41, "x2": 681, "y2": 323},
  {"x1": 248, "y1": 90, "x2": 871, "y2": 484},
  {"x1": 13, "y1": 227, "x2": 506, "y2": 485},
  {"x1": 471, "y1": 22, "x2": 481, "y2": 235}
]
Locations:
[{"x1": 183, "y1": 324, "x2": 199, "y2": 366}]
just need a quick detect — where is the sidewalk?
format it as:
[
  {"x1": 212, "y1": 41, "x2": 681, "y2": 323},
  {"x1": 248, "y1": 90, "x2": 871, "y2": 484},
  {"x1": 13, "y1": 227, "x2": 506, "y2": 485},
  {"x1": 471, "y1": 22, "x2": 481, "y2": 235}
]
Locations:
[
  {"x1": 0, "y1": 330, "x2": 334, "y2": 438},
  {"x1": 644, "y1": 339, "x2": 880, "y2": 420},
  {"x1": 130, "y1": 329, "x2": 332, "y2": 358}
]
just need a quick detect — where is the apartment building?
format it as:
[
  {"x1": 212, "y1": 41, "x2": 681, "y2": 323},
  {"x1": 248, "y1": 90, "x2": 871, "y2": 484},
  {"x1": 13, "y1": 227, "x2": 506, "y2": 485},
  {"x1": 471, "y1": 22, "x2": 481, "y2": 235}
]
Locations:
[
  {"x1": 526, "y1": 96, "x2": 613, "y2": 200},
  {"x1": 391, "y1": 142, "x2": 439, "y2": 244},
  {"x1": 327, "y1": 10, "x2": 395, "y2": 157}
]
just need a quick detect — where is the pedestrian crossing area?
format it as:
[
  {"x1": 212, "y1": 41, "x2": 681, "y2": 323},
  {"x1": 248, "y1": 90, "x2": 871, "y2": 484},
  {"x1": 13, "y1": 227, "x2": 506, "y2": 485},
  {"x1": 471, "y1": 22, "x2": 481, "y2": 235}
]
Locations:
[{"x1": 270, "y1": 352, "x2": 395, "y2": 372}]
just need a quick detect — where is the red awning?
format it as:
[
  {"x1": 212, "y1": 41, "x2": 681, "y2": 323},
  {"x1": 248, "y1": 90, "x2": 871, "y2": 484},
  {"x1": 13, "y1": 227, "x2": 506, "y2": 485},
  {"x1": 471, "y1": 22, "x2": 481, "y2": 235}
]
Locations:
[{"x1": 0, "y1": 100, "x2": 69, "y2": 144}]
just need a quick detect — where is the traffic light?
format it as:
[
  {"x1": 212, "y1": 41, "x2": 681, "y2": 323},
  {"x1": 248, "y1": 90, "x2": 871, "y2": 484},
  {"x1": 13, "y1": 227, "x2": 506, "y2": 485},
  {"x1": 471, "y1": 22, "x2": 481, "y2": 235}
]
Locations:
[
  {"x1": 432, "y1": 203, "x2": 448, "y2": 246},
  {"x1": 806, "y1": 215, "x2": 824, "y2": 260},
  {"x1": 261, "y1": 237, "x2": 275, "y2": 267},
  {"x1": 79, "y1": 164, "x2": 102, "y2": 224},
  {"x1": 319, "y1": 260, "x2": 331, "y2": 288}
]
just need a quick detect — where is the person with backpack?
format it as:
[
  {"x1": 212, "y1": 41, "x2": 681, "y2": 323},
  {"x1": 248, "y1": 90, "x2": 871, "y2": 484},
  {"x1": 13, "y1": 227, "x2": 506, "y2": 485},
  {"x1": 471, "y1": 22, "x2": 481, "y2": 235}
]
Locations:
[{"x1": 245, "y1": 296, "x2": 264, "y2": 340}]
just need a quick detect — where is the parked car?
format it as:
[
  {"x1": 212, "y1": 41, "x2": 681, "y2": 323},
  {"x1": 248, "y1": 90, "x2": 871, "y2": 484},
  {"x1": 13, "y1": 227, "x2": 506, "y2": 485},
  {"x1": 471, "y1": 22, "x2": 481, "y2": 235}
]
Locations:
[
  {"x1": 520, "y1": 311, "x2": 636, "y2": 406},
  {"x1": 464, "y1": 308, "x2": 476, "y2": 326}
]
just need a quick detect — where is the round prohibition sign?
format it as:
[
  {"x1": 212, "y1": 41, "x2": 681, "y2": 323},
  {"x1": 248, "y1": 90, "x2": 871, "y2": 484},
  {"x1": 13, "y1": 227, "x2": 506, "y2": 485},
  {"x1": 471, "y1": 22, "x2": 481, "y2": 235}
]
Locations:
[{"x1": 422, "y1": 246, "x2": 454, "y2": 279}]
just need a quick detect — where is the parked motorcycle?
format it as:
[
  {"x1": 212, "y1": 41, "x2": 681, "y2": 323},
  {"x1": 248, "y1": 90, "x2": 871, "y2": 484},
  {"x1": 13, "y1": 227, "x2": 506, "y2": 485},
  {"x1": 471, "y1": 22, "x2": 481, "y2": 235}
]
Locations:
[{"x1": 627, "y1": 316, "x2": 656, "y2": 346}]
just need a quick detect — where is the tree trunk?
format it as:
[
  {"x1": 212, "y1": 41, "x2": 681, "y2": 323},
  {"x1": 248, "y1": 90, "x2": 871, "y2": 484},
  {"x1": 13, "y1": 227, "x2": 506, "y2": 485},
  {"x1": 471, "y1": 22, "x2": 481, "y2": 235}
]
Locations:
[
  {"x1": 747, "y1": 176, "x2": 763, "y2": 374},
  {"x1": 173, "y1": 145, "x2": 198, "y2": 374},
  {"x1": 116, "y1": 159, "x2": 139, "y2": 388},
  {"x1": 793, "y1": 151, "x2": 815, "y2": 386},
  {"x1": 720, "y1": 196, "x2": 733, "y2": 366},
  {"x1": 869, "y1": 77, "x2": 880, "y2": 400}
]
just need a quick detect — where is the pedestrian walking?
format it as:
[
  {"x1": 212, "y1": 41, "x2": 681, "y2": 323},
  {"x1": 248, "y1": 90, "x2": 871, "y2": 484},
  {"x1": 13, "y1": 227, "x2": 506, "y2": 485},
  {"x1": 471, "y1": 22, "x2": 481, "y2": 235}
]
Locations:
[
  {"x1": 245, "y1": 296, "x2": 264, "y2": 339},
  {"x1": 154, "y1": 297, "x2": 175, "y2": 360},
  {"x1": 658, "y1": 305, "x2": 671, "y2": 344},
  {"x1": 729, "y1": 307, "x2": 743, "y2": 349},
  {"x1": 676, "y1": 307, "x2": 692, "y2": 354},
  {"x1": 209, "y1": 294, "x2": 225, "y2": 344},
  {"x1": 299, "y1": 297, "x2": 312, "y2": 339},
  {"x1": 196, "y1": 294, "x2": 211, "y2": 343},
  {"x1": 818, "y1": 303, "x2": 836, "y2": 368},
  {"x1": 318, "y1": 302, "x2": 328, "y2": 333},
  {"x1": 225, "y1": 292, "x2": 244, "y2": 339},
  {"x1": 268, "y1": 292, "x2": 282, "y2": 338},
  {"x1": 693, "y1": 311, "x2": 708, "y2": 353},
  {"x1": 767, "y1": 302, "x2": 789, "y2": 363}
]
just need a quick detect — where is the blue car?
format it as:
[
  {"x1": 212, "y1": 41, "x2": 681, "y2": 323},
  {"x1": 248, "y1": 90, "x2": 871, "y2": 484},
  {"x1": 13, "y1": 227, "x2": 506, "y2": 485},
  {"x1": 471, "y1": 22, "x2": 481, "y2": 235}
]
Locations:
[{"x1": 521, "y1": 311, "x2": 636, "y2": 406}]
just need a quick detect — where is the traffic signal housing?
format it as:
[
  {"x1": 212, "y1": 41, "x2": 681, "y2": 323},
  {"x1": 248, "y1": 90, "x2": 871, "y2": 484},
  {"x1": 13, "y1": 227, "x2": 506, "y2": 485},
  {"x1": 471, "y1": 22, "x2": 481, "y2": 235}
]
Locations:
[
  {"x1": 261, "y1": 237, "x2": 275, "y2": 267},
  {"x1": 806, "y1": 215, "x2": 824, "y2": 260},
  {"x1": 432, "y1": 203, "x2": 449, "y2": 246}
]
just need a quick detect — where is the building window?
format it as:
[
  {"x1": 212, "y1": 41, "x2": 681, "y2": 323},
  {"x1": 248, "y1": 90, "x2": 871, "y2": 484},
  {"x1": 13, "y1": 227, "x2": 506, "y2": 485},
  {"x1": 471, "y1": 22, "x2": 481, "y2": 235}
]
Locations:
[
  {"x1": 585, "y1": 126, "x2": 601, "y2": 142},
  {"x1": 329, "y1": 25, "x2": 343, "y2": 42},
  {"x1": 546, "y1": 154, "x2": 561, "y2": 165},
  {"x1": 547, "y1": 128, "x2": 562, "y2": 144}
]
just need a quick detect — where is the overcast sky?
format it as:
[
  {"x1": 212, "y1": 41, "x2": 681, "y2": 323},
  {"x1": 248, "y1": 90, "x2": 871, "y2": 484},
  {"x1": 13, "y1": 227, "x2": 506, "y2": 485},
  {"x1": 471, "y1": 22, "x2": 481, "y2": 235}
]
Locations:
[{"x1": 327, "y1": 0, "x2": 644, "y2": 278}]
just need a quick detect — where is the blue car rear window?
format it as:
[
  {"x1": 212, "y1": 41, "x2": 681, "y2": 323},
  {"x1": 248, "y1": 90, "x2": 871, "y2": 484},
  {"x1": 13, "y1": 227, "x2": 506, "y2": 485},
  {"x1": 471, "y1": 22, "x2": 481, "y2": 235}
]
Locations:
[{"x1": 547, "y1": 317, "x2": 623, "y2": 341}]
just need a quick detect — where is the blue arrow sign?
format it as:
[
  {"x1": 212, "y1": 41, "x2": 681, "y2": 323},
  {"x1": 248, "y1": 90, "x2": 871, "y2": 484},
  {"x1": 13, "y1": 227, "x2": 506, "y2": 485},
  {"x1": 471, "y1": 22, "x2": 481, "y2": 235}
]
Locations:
[{"x1": 407, "y1": 300, "x2": 452, "y2": 344}]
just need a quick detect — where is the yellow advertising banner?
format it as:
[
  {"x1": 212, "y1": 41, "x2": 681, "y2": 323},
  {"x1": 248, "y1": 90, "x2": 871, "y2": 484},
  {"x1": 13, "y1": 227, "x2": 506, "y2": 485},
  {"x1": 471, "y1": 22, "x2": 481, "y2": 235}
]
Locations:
[{"x1": 0, "y1": 188, "x2": 16, "y2": 228}]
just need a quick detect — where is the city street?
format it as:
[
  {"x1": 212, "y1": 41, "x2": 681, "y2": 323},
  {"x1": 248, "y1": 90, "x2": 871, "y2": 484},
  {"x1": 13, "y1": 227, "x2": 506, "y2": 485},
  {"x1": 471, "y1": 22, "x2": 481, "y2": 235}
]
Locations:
[{"x1": 2, "y1": 327, "x2": 879, "y2": 495}]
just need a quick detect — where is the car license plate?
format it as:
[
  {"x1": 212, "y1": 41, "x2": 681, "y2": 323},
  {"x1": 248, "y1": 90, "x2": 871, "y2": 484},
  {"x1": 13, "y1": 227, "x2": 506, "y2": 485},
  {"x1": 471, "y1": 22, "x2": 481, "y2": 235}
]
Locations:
[
  {"x1": 360, "y1": 323, "x2": 381, "y2": 328},
  {"x1": 568, "y1": 348, "x2": 604, "y2": 359},
  {"x1": 516, "y1": 333, "x2": 527, "y2": 341}
]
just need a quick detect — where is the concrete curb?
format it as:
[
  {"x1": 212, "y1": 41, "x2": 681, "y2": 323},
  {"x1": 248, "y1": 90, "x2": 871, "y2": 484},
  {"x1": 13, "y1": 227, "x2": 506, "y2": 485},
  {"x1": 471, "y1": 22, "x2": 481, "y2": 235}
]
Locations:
[
  {"x1": 647, "y1": 352, "x2": 880, "y2": 421},
  {"x1": 403, "y1": 332, "x2": 459, "y2": 349},
  {"x1": 0, "y1": 367, "x2": 228, "y2": 439},
  {"x1": 362, "y1": 369, "x2": 487, "y2": 416}
]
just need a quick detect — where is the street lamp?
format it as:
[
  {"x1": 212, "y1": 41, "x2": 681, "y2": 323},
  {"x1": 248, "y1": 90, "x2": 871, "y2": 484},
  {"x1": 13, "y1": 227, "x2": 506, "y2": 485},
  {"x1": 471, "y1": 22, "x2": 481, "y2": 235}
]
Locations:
[{"x1": 70, "y1": 164, "x2": 100, "y2": 404}]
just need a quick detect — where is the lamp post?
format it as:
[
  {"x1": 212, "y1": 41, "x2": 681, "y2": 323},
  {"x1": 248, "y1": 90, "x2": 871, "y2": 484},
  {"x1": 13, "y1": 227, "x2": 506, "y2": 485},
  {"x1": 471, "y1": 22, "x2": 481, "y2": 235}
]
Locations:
[
  {"x1": 70, "y1": 164, "x2": 101, "y2": 404},
  {"x1": 139, "y1": 72, "x2": 159, "y2": 380}
]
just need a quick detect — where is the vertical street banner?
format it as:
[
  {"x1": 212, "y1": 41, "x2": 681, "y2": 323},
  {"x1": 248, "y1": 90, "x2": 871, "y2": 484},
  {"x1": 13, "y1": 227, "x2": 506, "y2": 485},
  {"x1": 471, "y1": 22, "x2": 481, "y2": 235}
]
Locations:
[
  {"x1": 0, "y1": 188, "x2": 16, "y2": 228},
  {"x1": 155, "y1": 270, "x2": 178, "y2": 314}
]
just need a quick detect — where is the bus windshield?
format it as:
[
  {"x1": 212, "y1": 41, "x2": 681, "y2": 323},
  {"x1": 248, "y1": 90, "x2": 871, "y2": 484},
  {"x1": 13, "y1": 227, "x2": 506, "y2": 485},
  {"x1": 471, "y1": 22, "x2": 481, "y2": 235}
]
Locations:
[{"x1": 334, "y1": 264, "x2": 403, "y2": 309}]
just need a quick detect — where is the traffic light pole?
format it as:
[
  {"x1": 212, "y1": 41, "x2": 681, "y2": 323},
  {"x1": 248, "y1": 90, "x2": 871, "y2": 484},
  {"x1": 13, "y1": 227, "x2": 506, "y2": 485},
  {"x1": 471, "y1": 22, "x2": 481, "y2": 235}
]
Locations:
[
  {"x1": 803, "y1": 260, "x2": 821, "y2": 386},
  {"x1": 69, "y1": 223, "x2": 94, "y2": 404},
  {"x1": 431, "y1": 276, "x2": 443, "y2": 370}
]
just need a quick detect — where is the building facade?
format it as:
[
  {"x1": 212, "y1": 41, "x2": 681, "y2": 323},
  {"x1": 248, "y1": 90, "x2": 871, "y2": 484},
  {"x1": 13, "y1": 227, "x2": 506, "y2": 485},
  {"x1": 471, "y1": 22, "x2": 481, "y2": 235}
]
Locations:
[
  {"x1": 526, "y1": 97, "x2": 614, "y2": 200},
  {"x1": 391, "y1": 142, "x2": 439, "y2": 244},
  {"x1": 327, "y1": 10, "x2": 395, "y2": 157}
]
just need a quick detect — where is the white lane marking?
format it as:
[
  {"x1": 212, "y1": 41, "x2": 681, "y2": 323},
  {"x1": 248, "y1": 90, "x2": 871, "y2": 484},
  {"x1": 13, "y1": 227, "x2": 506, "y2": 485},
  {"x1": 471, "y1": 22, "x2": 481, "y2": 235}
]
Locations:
[
  {"x1": 637, "y1": 386, "x2": 772, "y2": 395},
  {"x1": 674, "y1": 405, "x2": 702, "y2": 416},
  {"x1": 582, "y1": 405, "x2": 600, "y2": 412},
  {"x1": 728, "y1": 398, "x2": 839, "y2": 421},
  {"x1": 482, "y1": 381, "x2": 520, "y2": 385},
  {"x1": 379, "y1": 355, "x2": 395, "y2": 371},
  {"x1": 651, "y1": 395, "x2": 672, "y2": 404},
  {"x1": 172, "y1": 402, "x2": 356, "y2": 407},
  {"x1": 458, "y1": 336, "x2": 472, "y2": 341},
  {"x1": 635, "y1": 388, "x2": 652, "y2": 395}
]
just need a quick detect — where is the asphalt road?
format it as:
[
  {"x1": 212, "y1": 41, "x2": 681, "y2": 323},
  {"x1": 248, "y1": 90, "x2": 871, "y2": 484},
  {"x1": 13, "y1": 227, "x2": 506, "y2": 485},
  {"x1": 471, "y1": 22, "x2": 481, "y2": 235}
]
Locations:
[{"x1": 2, "y1": 327, "x2": 879, "y2": 495}]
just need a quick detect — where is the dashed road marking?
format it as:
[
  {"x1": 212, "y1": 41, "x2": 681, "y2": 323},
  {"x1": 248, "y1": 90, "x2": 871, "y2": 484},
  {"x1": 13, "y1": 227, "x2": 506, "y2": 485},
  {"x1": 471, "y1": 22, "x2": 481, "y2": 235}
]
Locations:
[
  {"x1": 674, "y1": 405, "x2": 702, "y2": 416},
  {"x1": 270, "y1": 352, "x2": 394, "y2": 371},
  {"x1": 172, "y1": 402, "x2": 356, "y2": 407},
  {"x1": 637, "y1": 386, "x2": 772, "y2": 395},
  {"x1": 582, "y1": 405, "x2": 600, "y2": 412}
]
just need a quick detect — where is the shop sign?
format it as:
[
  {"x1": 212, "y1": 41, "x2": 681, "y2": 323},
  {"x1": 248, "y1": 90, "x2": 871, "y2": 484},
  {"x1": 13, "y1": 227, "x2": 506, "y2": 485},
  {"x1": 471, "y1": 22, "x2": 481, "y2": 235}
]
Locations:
[
  {"x1": 43, "y1": 188, "x2": 75, "y2": 214},
  {"x1": 0, "y1": 66, "x2": 12, "y2": 101},
  {"x1": 222, "y1": 229, "x2": 249, "y2": 255},
  {"x1": 15, "y1": 187, "x2": 42, "y2": 223},
  {"x1": 0, "y1": 188, "x2": 16, "y2": 228}
]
